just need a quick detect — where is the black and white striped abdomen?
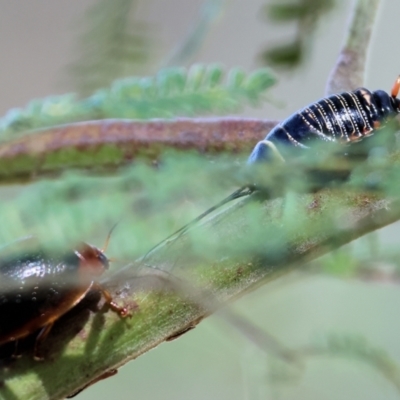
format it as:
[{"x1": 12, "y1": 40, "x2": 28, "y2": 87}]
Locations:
[
  {"x1": 248, "y1": 85, "x2": 400, "y2": 164},
  {"x1": 299, "y1": 89, "x2": 379, "y2": 142}
]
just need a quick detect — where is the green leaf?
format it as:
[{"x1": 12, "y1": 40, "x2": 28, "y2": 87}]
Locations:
[{"x1": 0, "y1": 65, "x2": 276, "y2": 139}]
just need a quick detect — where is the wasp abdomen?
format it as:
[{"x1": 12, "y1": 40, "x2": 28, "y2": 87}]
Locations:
[{"x1": 248, "y1": 78, "x2": 400, "y2": 163}]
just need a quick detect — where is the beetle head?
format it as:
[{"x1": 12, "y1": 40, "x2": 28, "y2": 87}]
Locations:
[{"x1": 75, "y1": 243, "x2": 110, "y2": 278}]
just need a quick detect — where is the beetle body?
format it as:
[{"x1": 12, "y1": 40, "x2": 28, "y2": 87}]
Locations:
[
  {"x1": 0, "y1": 241, "x2": 128, "y2": 359},
  {"x1": 248, "y1": 79, "x2": 400, "y2": 163}
]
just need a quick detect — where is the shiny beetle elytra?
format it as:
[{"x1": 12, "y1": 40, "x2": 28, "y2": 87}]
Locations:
[{"x1": 0, "y1": 236, "x2": 130, "y2": 360}]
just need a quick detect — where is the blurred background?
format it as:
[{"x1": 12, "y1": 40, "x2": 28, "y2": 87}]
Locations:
[{"x1": 1, "y1": 0, "x2": 400, "y2": 399}]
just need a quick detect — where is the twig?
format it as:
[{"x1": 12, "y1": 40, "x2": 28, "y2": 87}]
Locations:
[
  {"x1": 326, "y1": 0, "x2": 382, "y2": 94},
  {"x1": 0, "y1": 118, "x2": 278, "y2": 183}
]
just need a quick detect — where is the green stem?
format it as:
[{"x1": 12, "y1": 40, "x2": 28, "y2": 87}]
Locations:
[
  {"x1": 326, "y1": 0, "x2": 381, "y2": 94},
  {"x1": 2, "y1": 180, "x2": 400, "y2": 399}
]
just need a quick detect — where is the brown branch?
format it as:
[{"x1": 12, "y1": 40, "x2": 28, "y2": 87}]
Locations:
[
  {"x1": 0, "y1": 118, "x2": 278, "y2": 157},
  {"x1": 0, "y1": 118, "x2": 278, "y2": 183}
]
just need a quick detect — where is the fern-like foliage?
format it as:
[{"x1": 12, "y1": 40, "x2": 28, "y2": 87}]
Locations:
[
  {"x1": 69, "y1": 0, "x2": 152, "y2": 96},
  {"x1": 93, "y1": 64, "x2": 276, "y2": 119},
  {"x1": 0, "y1": 65, "x2": 276, "y2": 139}
]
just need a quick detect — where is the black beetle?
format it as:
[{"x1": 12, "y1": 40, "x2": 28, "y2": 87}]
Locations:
[{"x1": 0, "y1": 237, "x2": 129, "y2": 360}]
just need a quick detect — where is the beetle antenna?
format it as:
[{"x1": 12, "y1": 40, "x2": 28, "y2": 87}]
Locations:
[
  {"x1": 391, "y1": 76, "x2": 400, "y2": 98},
  {"x1": 102, "y1": 222, "x2": 119, "y2": 253}
]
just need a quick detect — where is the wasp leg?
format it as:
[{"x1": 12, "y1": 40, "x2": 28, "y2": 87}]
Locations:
[
  {"x1": 34, "y1": 323, "x2": 54, "y2": 361},
  {"x1": 247, "y1": 140, "x2": 285, "y2": 164},
  {"x1": 93, "y1": 283, "x2": 132, "y2": 317}
]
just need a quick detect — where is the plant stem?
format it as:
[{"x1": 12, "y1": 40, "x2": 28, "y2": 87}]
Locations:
[
  {"x1": 3, "y1": 180, "x2": 400, "y2": 399},
  {"x1": 0, "y1": 118, "x2": 278, "y2": 183},
  {"x1": 326, "y1": 0, "x2": 382, "y2": 94}
]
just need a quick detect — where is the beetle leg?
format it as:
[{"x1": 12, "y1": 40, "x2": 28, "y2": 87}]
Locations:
[
  {"x1": 34, "y1": 323, "x2": 54, "y2": 361},
  {"x1": 12, "y1": 340, "x2": 22, "y2": 359},
  {"x1": 93, "y1": 283, "x2": 131, "y2": 317}
]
